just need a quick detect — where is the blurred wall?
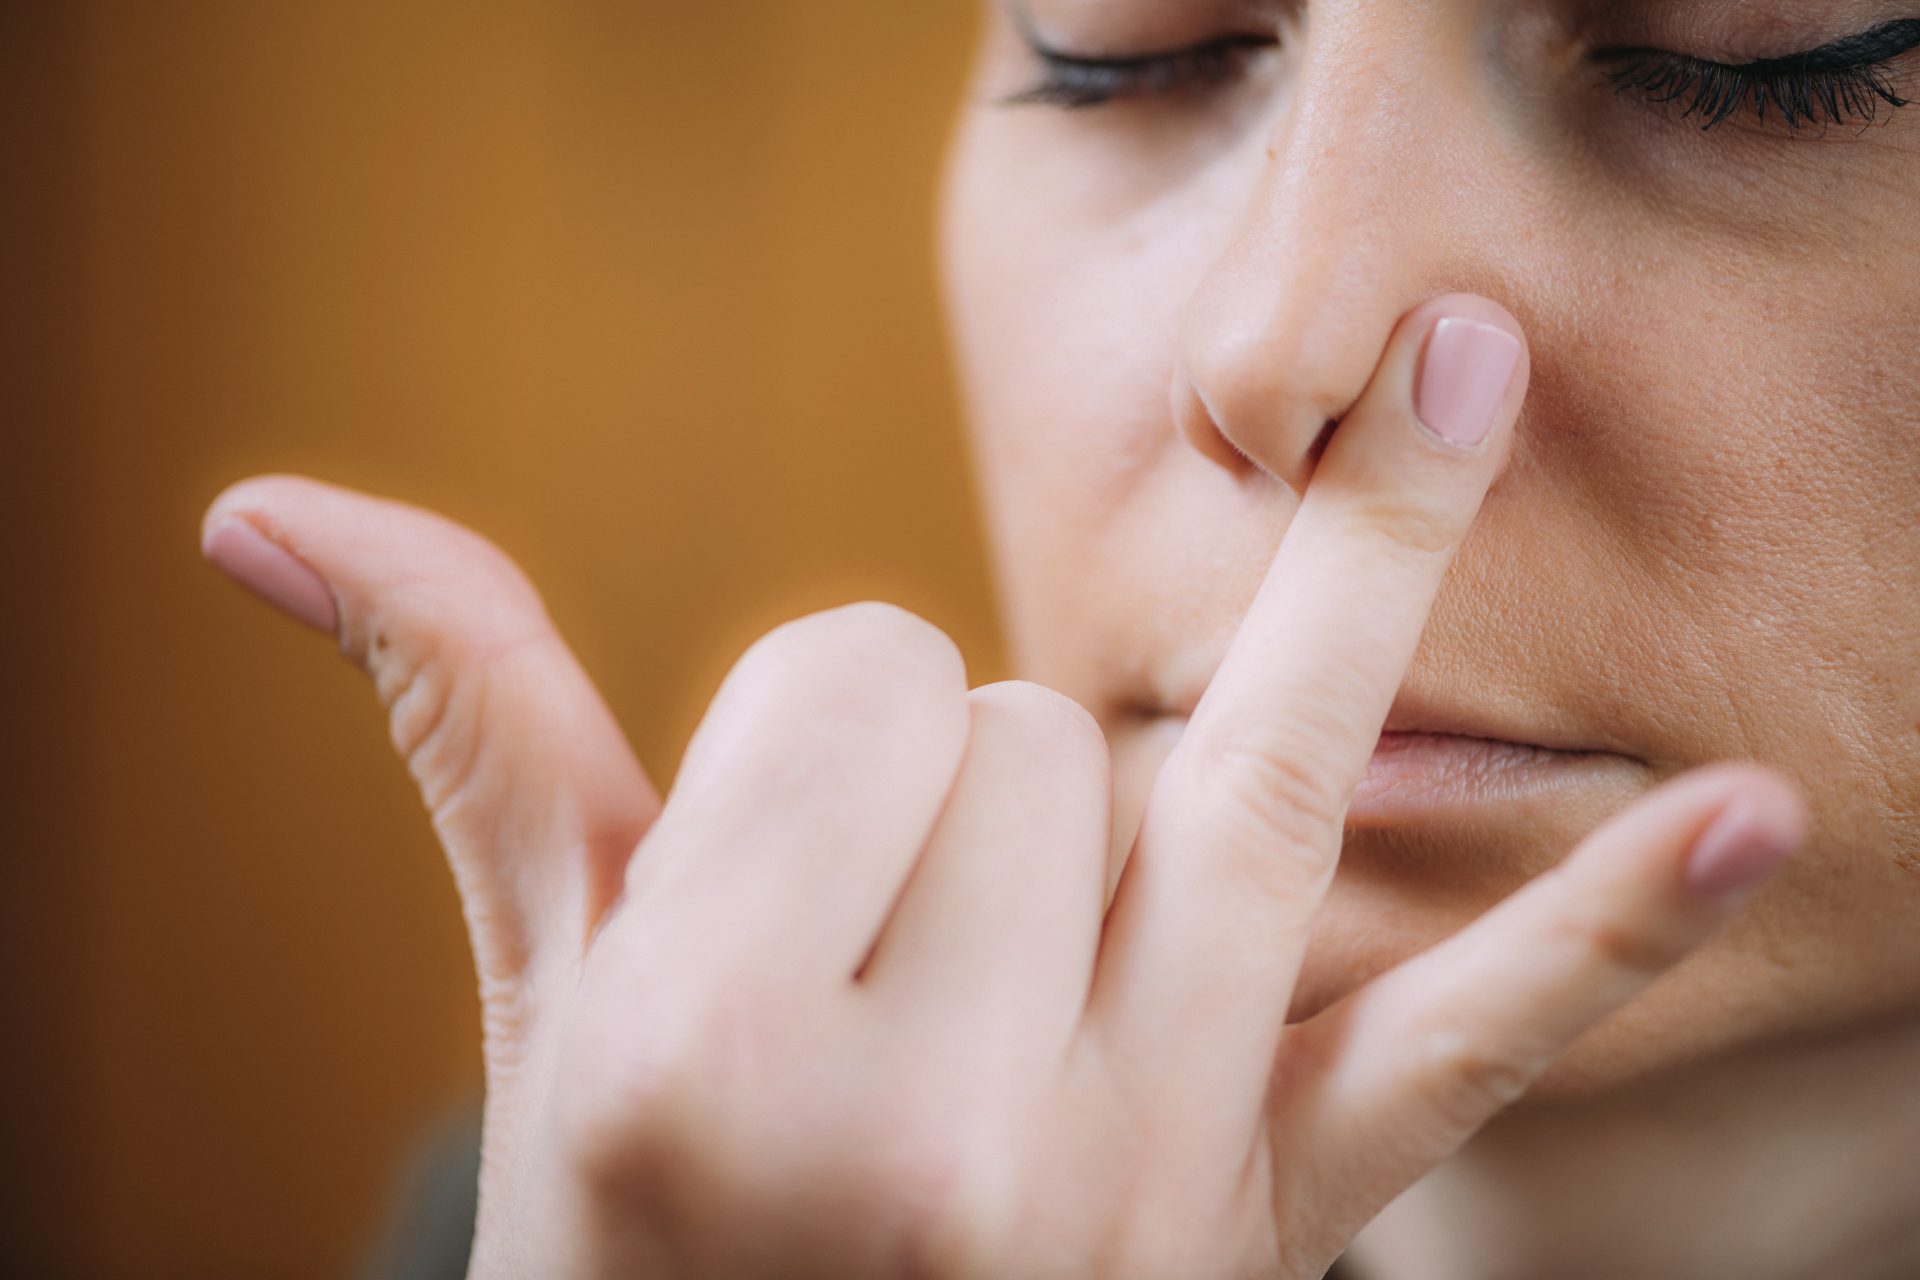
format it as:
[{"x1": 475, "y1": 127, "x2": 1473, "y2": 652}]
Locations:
[{"x1": 1, "y1": 3, "x2": 994, "y2": 1276}]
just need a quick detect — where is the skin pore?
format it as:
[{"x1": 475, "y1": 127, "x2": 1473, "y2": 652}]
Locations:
[{"x1": 939, "y1": 1, "x2": 1920, "y2": 1277}]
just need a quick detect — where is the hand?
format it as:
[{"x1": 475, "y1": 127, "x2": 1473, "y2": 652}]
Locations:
[{"x1": 201, "y1": 293, "x2": 1805, "y2": 1279}]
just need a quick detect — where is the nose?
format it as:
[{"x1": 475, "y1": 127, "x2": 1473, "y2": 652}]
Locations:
[{"x1": 1174, "y1": 16, "x2": 1510, "y2": 493}]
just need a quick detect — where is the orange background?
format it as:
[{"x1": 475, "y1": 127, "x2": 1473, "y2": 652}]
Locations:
[{"x1": 1, "y1": 3, "x2": 996, "y2": 1276}]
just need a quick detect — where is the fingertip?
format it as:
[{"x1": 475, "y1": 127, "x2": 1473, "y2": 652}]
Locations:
[
  {"x1": 1678, "y1": 763, "x2": 1810, "y2": 904},
  {"x1": 201, "y1": 507, "x2": 341, "y2": 636},
  {"x1": 1403, "y1": 293, "x2": 1529, "y2": 362},
  {"x1": 1404, "y1": 295, "x2": 1529, "y2": 453},
  {"x1": 199, "y1": 472, "x2": 321, "y2": 555},
  {"x1": 1676, "y1": 759, "x2": 1810, "y2": 832},
  {"x1": 200, "y1": 476, "x2": 262, "y2": 556}
]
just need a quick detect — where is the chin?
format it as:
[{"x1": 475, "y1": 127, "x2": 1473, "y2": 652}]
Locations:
[
  {"x1": 1282, "y1": 839, "x2": 1760, "y2": 1106},
  {"x1": 1107, "y1": 709, "x2": 1783, "y2": 1104}
]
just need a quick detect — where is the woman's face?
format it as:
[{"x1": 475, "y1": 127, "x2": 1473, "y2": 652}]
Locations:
[{"x1": 938, "y1": 0, "x2": 1920, "y2": 1095}]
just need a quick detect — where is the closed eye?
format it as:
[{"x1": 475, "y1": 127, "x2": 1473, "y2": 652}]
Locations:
[
  {"x1": 1596, "y1": 18, "x2": 1920, "y2": 133},
  {"x1": 1001, "y1": 31, "x2": 1279, "y2": 110},
  {"x1": 997, "y1": 8, "x2": 1920, "y2": 142}
]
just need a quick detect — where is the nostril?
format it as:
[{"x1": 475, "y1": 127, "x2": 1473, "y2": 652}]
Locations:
[{"x1": 1173, "y1": 366, "x2": 1260, "y2": 476}]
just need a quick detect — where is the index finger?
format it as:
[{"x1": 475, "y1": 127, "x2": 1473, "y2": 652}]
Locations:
[{"x1": 1084, "y1": 294, "x2": 1529, "y2": 1150}]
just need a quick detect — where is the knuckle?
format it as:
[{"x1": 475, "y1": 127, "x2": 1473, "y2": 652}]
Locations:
[
  {"x1": 743, "y1": 600, "x2": 967, "y2": 716},
  {"x1": 373, "y1": 608, "x2": 554, "y2": 815},
  {"x1": 804, "y1": 600, "x2": 966, "y2": 679},
  {"x1": 1559, "y1": 906, "x2": 1681, "y2": 978},
  {"x1": 858, "y1": 1138, "x2": 982, "y2": 1276},
  {"x1": 1415, "y1": 1025, "x2": 1545, "y2": 1131},
  {"x1": 355, "y1": 518, "x2": 550, "y2": 674},
  {"x1": 371, "y1": 617, "x2": 454, "y2": 757},
  {"x1": 439, "y1": 519, "x2": 548, "y2": 613},
  {"x1": 1181, "y1": 722, "x2": 1349, "y2": 858},
  {"x1": 350, "y1": 524, "x2": 558, "y2": 812},
  {"x1": 970, "y1": 680, "x2": 1106, "y2": 753},
  {"x1": 554, "y1": 1022, "x2": 695, "y2": 1195},
  {"x1": 557, "y1": 975, "x2": 782, "y2": 1195},
  {"x1": 1334, "y1": 489, "x2": 1467, "y2": 561},
  {"x1": 858, "y1": 1104, "x2": 1031, "y2": 1280}
]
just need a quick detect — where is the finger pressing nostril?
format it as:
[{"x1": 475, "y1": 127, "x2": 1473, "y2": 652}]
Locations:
[{"x1": 1413, "y1": 317, "x2": 1523, "y2": 449}]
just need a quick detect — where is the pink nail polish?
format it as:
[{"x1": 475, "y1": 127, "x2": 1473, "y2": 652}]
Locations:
[
  {"x1": 203, "y1": 516, "x2": 339, "y2": 635},
  {"x1": 1682, "y1": 796, "x2": 1800, "y2": 902},
  {"x1": 1415, "y1": 317, "x2": 1522, "y2": 448}
]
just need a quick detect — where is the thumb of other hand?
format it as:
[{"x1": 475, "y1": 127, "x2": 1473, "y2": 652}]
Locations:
[{"x1": 201, "y1": 473, "x2": 661, "y2": 1006}]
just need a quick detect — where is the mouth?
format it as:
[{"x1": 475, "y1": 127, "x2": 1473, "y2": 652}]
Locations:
[
  {"x1": 1345, "y1": 730, "x2": 1633, "y2": 824},
  {"x1": 1138, "y1": 695, "x2": 1642, "y2": 825}
]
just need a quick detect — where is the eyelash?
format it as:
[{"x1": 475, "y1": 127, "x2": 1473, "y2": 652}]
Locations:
[
  {"x1": 1002, "y1": 35, "x2": 1276, "y2": 110},
  {"x1": 1598, "y1": 21, "x2": 1920, "y2": 132},
  {"x1": 1007, "y1": 19, "x2": 1920, "y2": 135}
]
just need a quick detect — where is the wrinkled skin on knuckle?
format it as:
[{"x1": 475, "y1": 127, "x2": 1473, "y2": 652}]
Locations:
[
  {"x1": 1555, "y1": 903, "x2": 1689, "y2": 979},
  {"x1": 475, "y1": 969, "x2": 541, "y2": 1064},
  {"x1": 364, "y1": 570, "x2": 560, "y2": 817},
  {"x1": 1178, "y1": 722, "x2": 1351, "y2": 871},
  {"x1": 369, "y1": 621, "x2": 565, "y2": 988},
  {"x1": 1411, "y1": 1024, "x2": 1548, "y2": 1138},
  {"x1": 1330, "y1": 487, "x2": 1470, "y2": 563},
  {"x1": 377, "y1": 623, "x2": 471, "y2": 803},
  {"x1": 355, "y1": 519, "x2": 552, "y2": 679}
]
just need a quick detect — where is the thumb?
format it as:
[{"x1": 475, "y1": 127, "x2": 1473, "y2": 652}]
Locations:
[{"x1": 200, "y1": 473, "x2": 662, "y2": 992}]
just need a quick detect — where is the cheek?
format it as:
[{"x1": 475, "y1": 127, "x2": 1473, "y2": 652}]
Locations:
[
  {"x1": 940, "y1": 98, "x2": 1271, "y2": 476},
  {"x1": 945, "y1": 143, "x2": 1234, "y2": 472},
  {"x1": 939, "y1": 107, "x2": 1920, "y2": 1074},
  {"x1": 940, "y1": 120, "x2": 1257, "y2": 685},
  {"x1": 1522, "y1": 228, "x2": 1920, "y2": 1023}
]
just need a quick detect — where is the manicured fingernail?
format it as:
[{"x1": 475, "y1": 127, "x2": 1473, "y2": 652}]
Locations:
[
  {"x1": 203, "y1": 515, "x2": 339, "y2": 635},
  {"x1": 1415, "y1": 317, "x2": 1521, "y2": 448},
  {"x1": 1683, "y1": 796, "x2": 1800, "y2": 902}
]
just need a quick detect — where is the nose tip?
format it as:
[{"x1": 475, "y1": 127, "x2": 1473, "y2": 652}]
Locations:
[
  {"x1": 1173, "y1": 302, "x2": 1367, "y2": 496},
  {"x1": 1171, "y1": 373, "x2": 1255, "y2": 476},
  {"x1": 1172, "y1": 365, "x2": 1344, "y2": 494}
]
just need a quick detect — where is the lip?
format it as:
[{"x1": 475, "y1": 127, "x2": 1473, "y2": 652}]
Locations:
[
  {"x1": 1346, "y1": 730, "x2": 1632, "y2": 824},
  {"x1": 1141, "y1": 693, "x2": 1640, "y2": 824},
  {"x1": 1151, "y1": 678, "x2": 1626, "y2": 755}
]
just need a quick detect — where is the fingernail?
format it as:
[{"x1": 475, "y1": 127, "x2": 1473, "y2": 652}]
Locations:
[
  {"x1": 1415, "y1": 317, "x2": 1521, "y2": 448},
  {"x1": 1682, "y1": 796, "x2": 1800, "y2": 903},
  {"x1": 203, "y1": 515, "x2": 339, "y2": 635}
]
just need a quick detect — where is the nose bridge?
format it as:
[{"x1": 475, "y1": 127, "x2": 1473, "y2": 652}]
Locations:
[{"x1": 1175, "y1": 17, "x2": 1470, "y2": 487}]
